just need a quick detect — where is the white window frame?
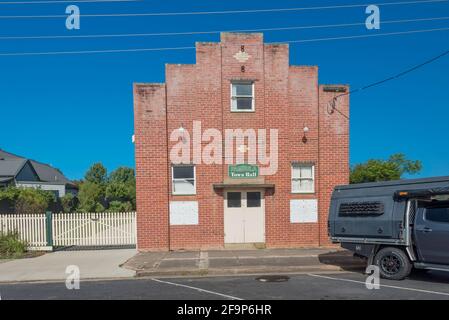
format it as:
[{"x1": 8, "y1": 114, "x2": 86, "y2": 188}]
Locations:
[
  {"x1": 230, "y1": 81, "x2": 255, "y2": 112},
  {"x1": 291, "y1": 163, "x2": 315, "y2": 194},
  {"x1": 172, "y1": 165, "x2": 196, "y2": 195}
]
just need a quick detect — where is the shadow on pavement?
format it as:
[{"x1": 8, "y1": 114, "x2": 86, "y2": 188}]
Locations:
[
  {"x1": 54, "y1": 245, "x2": 136, "y2": 251},
  {"x1": 408, "y1": 269, "x2": 449, "y2": 284},
  {"x1": 319, "y1": 250, "x2": 449, "y2": 285},
  {"x1": 318, "y1": 250, "x2": 367, "y2": 273}
]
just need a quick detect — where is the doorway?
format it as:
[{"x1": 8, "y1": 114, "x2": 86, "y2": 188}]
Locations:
[{"x1": 224, "y1": 189, "x2": 265, "y2": 244}]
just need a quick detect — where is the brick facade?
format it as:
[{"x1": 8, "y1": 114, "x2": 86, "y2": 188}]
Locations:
[{"x1": 134, "y1": 33, "x2": 349, "y2": 251}]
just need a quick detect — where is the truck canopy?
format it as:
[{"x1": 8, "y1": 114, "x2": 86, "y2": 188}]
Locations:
[{"x1": 329, "y1": 176, "x2": 449, "y2": 242}]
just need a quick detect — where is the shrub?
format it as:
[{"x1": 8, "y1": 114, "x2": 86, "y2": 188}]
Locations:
[
  {"x1": 60, "y1": 193, "x2": 78, "y2": 213},
  {"x1": 0, "y1": 187, "x2": 56, "y2": 214},
  {"x1": 107, "y1": 200, "x2": 134, "y2": 212},
  {"x1": 14, "y1": 188, "x2": 55, "y2": 214},
  {"x1": 0, "y1": 231, "x2": 27, "y2": 258}
]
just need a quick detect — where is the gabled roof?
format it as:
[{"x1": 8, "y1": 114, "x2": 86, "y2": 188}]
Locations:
[
  {"x1": 0, "y1": 149, "x2": 76, "y2": 187},
  {"x1": 0, "y1": 159, "x2": 27, "y2": 176},
  {"x1": 0, "y1": 149, "x2": 22, "y2": 160},
  {"x1": 30, "y1": 160, "x2": 72, "y2": 185}
]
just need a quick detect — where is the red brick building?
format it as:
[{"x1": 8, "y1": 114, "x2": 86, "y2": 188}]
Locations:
[{"x1": 134, "y1": 33, "x2": 349, "y2": 251}]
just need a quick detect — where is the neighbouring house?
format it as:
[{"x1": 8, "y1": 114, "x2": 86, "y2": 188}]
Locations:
[
  {"x1": 0, "y1": 149, "x2": 77, "y2": 197},
  {"x1": 133, "y1": 32, "x2": 349, "y2": 251}
]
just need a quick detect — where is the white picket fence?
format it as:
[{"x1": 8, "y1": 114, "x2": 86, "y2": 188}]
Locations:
[
  {"x1": 0, "y1": 212, "x2": 136, "y2": 250},
  {"x1": 0, "y1": 214, "x2": 48, "y2": 248},
  {"x1": 53, "y1": 212, "x2": 136, "y2": 247}
]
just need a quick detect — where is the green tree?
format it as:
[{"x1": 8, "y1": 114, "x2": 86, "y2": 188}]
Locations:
[
  {"x1": 77, "y1": 181, "x2": 105, "y2": 212},
  {"x1": 84, "y1": 163, "x2": 108, "y2": 185},
  {"x1": 109, "y1": 167, "x2": 135, "y2": 184},
  {"x1": 106, "y1": 167, "x2": 136, "y2": 211},
  {"x1": 106, "y1": 182, "x2": 131, "y2": 202},
  {"x1": 74, "y1": 165, "x2": 136, "y2": 213},
  {"x1": 350, "y1": 153, "x2": 422, "y2": 184}
]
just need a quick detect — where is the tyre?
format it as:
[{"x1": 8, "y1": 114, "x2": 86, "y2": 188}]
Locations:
[{"x1": 374, "y1": 247, "x2": 412, "y2": 280}]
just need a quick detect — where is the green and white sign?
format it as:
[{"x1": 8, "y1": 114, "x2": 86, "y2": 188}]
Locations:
[{"x1": 228, "y1": 164, "x2": 259, "y2": 179}]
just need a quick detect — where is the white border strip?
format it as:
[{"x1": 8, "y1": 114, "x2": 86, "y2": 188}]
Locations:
[
  {"x1": 308, "y1": 273, "x2": 449, "y2": 297},
  {"x1": 151, "y1": 278, "x2": 243, "y2": 300}
]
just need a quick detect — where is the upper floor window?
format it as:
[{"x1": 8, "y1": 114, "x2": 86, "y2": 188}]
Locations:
[
  {"x1": 172, "y1": 165, "x2": 196, "y2": 195},
  {"x1": 231, "y1": 81, "x2": 254, "y2": 112},
  {"x1": 292, "y1": 163, "x2": 315, "y2": 193}
]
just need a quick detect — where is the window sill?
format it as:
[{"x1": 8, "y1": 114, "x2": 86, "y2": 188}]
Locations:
[
  {"x1": 172, "y1": 193, "x2": 197, "y2": 196},
  {"x1": 291, "y1": 191, "x2": 316, "y2": 195},
  {"x1": 230, "y1": 110, "x2": 255, "y2": 113},
  {"x1": 290, "y1": 221, "x2": 318, "y2": 224}
]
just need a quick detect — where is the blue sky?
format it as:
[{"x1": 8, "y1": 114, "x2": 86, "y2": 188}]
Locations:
[{"x1": 0, "y1": 0, "x2": 448, "y2": 180}]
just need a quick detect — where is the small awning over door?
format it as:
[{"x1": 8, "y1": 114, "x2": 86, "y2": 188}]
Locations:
[{"x1": 213, "y1": 183, "x2": 275, "y2": 190}]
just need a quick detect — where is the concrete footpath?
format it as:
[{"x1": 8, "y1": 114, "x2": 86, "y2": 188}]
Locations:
[
  {"x1": 123, "y1": 248, "x2": 367, "y2": 277},
  {"x1": 0, "y1": 248, "x2": 366, "y2": 283},
  {"x1": 0, "y1": 249, "x2": 136, "y2": 283}
]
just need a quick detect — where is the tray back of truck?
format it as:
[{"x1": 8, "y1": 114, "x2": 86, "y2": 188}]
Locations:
[{"x1": 329, "y1": 176, "x2": 449, "y2": 243}]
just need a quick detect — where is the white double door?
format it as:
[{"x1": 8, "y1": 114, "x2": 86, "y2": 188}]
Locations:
[{"x1": 224, "y1": 189, "x2": 265, "y2": 244}]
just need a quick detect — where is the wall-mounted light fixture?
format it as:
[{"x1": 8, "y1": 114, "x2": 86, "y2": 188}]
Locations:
[
  {"x1": 302, "y1": 126, "x2": 309, "y2": 144},
  {"x1": 178, "y1": 124, "x2": 187, "y2": 143}
]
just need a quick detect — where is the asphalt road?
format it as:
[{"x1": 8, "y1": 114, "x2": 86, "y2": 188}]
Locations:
[{"x1": 1, "y1": 270, "x2": 449, "y2": 300}]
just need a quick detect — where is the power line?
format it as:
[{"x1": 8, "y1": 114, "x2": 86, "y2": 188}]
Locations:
[
  {"x1": 328, "y1": 47, "x2": 449, "y2": 120},
  {"x1": 0, "y1": 46, "x2": 195, "y2": 56},
  {"x1": 0, "y1": 26, "x2": 448, "y2": 56},
  {"x1": 286, "y1": 26, "x2": 449, "y2": 43},
  {"x1": 1, "y1": 16, "x2": 448, "y2": 40},
  {"x1": 0, "y1": 0, "x2": 140, "y2": 3},
  {"x1": 0, "y1": 0, "x2": 446, "y2": 19}
]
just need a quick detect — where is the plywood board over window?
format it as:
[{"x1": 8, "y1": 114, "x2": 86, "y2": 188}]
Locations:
[
  {"x1": 170, "y1": 201, "x2": 199, "y2": 225},
  {"x1": 290, "y1": 199, "x2": 318, "y2": 223}
]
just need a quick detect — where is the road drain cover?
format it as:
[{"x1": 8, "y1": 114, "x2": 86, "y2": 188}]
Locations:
[{"x1": 256, "y1": 275, "x2": 290, "y2": 282}]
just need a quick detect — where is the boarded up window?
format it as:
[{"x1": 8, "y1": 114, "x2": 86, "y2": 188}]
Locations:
[
  {"x1": 169, "y1": 201, "x2": 199, "y2": 225},
  {"x1": 290, "y1": 199, "x2": 318, "y2": 223}
]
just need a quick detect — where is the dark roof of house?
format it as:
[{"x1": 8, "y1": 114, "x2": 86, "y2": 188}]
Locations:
[
  {"x1": 0, "y1": 176, "x2": 14, "y2": 183},
  {"x1": 0, "y1": 149, "x2": 21, "y2": 161},
  {"x1": 0, "y1": 159, "x2": 26, "y2": 176},
  {"x1": 30, "y1": 160, "x2": 72, "y2": 185},
  {"x1": 0, "y1": 149, "x2": 76, "y2": 187}
]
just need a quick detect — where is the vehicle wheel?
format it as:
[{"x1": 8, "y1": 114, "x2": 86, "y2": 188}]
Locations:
[{"x1": 374, "y1": 247, "x2": 412, "y2": 280}]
